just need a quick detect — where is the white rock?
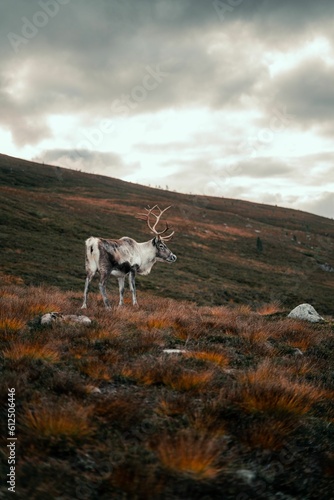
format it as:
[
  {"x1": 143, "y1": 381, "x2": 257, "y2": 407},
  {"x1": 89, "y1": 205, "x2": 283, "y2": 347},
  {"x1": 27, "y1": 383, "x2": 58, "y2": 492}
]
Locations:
[
  {"x1": 40, "y1": 312, "x2": 62, "y2": 325},
  {"x1": 235, "y1": 469, "x2": 256, "y2": 484},
  {"x1": 86, "y1": 385, "x2": 102, "y2": 394},
  {"x1": 163, "y1": 349, "x2": 187, "y2": 354},
  {"x1": 40, "y1": 312, "x2": 92, "y2": 326},
  {"x1": 62, "y1": 314, "x2": 92, "y2": 325},
  {"x1": 288, "y1": 304, "x2": 324, "y2": 323}
]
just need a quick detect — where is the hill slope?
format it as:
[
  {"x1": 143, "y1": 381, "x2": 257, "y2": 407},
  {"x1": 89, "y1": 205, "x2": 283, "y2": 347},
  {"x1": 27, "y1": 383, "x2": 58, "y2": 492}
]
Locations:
[
  {"x1": 0, "y1": 153, "x2": 333, "y2": 312},
  {"x1": 0, "y1": 281, "x2": 333, "y2": 499}
]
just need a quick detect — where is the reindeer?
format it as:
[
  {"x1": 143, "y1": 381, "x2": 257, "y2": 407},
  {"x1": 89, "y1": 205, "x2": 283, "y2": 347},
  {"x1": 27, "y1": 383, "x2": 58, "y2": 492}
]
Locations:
[{"x1": 81, "y1": 205, "x2": 177, "y2": 309}]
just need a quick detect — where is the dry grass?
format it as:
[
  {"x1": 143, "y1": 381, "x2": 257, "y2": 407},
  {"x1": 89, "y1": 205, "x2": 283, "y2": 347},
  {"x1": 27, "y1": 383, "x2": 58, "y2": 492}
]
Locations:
[
  {"x1": 1, "y1": 280, "x2": 333, "y2": 498},
  {"x1": 86, "y1": 327, "x2": 121, "y2": 341},
  {"x1": 26, "y1": 303, "x2": 61, "y2": 316},
  {"x1": 0, "y1": 283, "x2": 74, "y2": 324},
  {"x1": 282, "y1": 358, "x2": 318, "y2": 377},
  {"x1": 240, "y1": 416, "x2": 300, "y2": 450},
  {"x1": 257, "y1": 301, "x2": 282, "y2": 315},
  {"x1": 269, "y1": 319, "x2": 322, "y2": 348},
  {"x1": 94, "y1": 393, "x2": 145, "y2": 430},
  {"x1": 185, "y1": 349, "x2": 229, "y2": 367},
  {"x1": 189, "y1": 405, "x2": 227, "y2": 436},
  {"x1": 0, "y1": 317, "x2": 25, "y2": 334},
  {"x1": 152, "y1": 429, "x2": 224, "y2": 479},
  {"x1": 4, "y1": 341, "x2": 60, "y2": 363},
  {"x1": 120, "y1": 358, "x2": 213, "y2": 391},
  {"x1": 237, "y1": 323, "x2": 272, "y2": 344},
  {"x1": 236, "y1": 361, "x2": 324, "y2": 416},
  {"x1": 156, "y1": 394, "x2": 190, "y2": 417},
  {"x1": 167, "y1": 369, "x2": 214, "y2": 391},
  {"x1": 145, "y1": 317, "x2": 174, "y2": 330},
  {"x1": 78, "y1": 358, "x2": 112, "y2": 381},
  {"x1": 22, "y1": 402, "x2": 93, "y2": 439}
]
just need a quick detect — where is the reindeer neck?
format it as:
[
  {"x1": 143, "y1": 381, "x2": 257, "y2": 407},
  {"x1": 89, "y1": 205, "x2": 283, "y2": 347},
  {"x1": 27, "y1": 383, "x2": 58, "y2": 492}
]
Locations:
[{"x1": 136, "y1": 238, "x2": 157, "y2": 275}]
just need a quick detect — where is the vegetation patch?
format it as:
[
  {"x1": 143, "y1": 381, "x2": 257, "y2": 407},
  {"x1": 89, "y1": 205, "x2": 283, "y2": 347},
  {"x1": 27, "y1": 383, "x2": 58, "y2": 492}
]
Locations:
[{"x1": 0, "y1": 281, "x2": 333, "y2": 498}]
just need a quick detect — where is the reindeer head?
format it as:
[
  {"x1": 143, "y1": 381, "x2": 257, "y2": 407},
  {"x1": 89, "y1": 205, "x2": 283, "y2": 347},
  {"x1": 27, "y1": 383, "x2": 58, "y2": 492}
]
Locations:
[{"x1": 137, "y1": 205, "x2": 177, "y2": 263}]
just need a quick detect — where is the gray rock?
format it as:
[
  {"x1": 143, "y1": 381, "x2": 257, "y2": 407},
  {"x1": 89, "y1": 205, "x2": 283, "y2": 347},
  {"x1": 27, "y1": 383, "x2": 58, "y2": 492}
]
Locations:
[
  {"x1": 319, "y1": 262, "x2": 334, "y2": 272},
  {"x1": 62, "y1": 314, "x2": 92, "y2": 325},
  {"x1": 235, "y1": 469, "x2": 256, "y2": 484},
  {"x1": 40, "y1": 312, "x2": 62, "y2": 325},
  {"x1": 163, "y1": 349, "x2": 187, "y2": 354},
  {"x1": 86, "y1": 385, "x2": 102, "y2": 394},
  {"x1": 40, "y1": 312, "x2": 92, "y2": 326},
  {"x1": 287, "y1": 304, "x2": 324, "y2": 323}
]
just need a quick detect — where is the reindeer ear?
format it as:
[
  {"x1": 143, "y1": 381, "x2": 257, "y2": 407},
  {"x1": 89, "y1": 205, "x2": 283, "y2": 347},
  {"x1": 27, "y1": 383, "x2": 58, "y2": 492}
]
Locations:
[{"x1": 152, "y1": 236, "x2": 160, "y2": 246}]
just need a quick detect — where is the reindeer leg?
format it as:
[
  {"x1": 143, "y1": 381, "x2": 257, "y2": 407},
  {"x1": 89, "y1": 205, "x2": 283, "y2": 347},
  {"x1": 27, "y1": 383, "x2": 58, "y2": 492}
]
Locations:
[
  {"x1": 81, "y1": 271, "x2": 95, "y2": 309},
  {"x1": 99, "y1": 271, "x2": 111, "y2": 309},
  {"x1": 118, "y1": 276, "x2": 125, "y2": 306},
  {"x1": 129, "y1": 269, "x2": 138, "y2": 306}
]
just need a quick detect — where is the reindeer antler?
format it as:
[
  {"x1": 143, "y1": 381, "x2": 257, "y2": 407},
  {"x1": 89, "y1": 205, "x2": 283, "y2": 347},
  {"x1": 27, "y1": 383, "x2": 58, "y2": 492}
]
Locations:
[{"x1": 136, "y1": 205, "x2": 175, "y2": 240}]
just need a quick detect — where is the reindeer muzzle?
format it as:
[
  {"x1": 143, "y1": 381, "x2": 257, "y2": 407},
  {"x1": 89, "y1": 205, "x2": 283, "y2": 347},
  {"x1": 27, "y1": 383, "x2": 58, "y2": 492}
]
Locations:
[{"x1": 167, "y1": 253, "x2": 177, "y2": 263}]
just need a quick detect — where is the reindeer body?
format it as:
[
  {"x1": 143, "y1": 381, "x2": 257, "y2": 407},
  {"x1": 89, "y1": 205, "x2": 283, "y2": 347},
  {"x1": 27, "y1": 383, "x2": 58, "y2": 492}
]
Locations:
[{"x1": 82, "y1": 229, "x2": 177, "y2": 309}]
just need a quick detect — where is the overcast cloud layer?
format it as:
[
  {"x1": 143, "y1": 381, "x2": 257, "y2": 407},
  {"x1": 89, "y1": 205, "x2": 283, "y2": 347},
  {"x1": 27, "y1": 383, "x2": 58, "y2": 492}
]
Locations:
[{"x1": 1, "y1": 0, "x2": 333, "y2": 218}]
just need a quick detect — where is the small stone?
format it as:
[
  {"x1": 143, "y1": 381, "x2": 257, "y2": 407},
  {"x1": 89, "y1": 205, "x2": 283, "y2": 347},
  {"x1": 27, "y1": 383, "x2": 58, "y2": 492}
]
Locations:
[
  {"x1": 163, "y1": 349, "x2": 187, "y2": 354},
  {"x1": 40, "y1": 312, "x2": 91, "y2": 326},
  {"x1": 63, "y1": 314, "x2": 92, "y2": 325},
  {"x1": 40, "y1": 312, "x2": 62, "y2": 325},
  {"x1": 86, "y1": 385, "x2": 102, "y2": 394},
  {"x1": 287, "y1": 304, "x2": 324, "y2": 323},
  {"x1": 235, "y1": 469, "x2": 256, "y2": 484}
]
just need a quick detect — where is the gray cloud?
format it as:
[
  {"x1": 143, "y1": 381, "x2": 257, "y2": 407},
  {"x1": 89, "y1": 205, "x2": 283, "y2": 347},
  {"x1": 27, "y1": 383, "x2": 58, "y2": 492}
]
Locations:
[
  {"x1": 1, "y1": 1, "x2": 333, "y2": 127},
  {"x1": 34, "y1": 148, "x2": 136, "y2": 177},
  {"x1": 266, "y1": 58, "x2": 334, "y2": 133},
  {"x1": 229, "y1": 158, "x2": 293, "y2": 178}
]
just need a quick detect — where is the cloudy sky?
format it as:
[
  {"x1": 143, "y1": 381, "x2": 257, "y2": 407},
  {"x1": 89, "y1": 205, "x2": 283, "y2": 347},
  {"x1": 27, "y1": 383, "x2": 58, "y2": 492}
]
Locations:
[{"x1": 1, "y1": 0, "x2": 334, "y2": 218}]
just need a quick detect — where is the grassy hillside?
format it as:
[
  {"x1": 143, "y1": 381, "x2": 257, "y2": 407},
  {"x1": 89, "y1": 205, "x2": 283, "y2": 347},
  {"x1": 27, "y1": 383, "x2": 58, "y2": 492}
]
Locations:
[
  {"x1": 0, "y1": 153, "x2": 333, "y2": 312},
  {"x1": 0, "y1": 155, "x2": 333, "y2": 498},
  {"x1": 0, "y1": 279, "x2": 333, "y2": 499}
]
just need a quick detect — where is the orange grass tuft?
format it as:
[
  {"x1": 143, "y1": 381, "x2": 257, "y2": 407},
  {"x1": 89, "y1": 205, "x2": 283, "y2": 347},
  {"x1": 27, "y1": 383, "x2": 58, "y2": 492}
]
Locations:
[
  {"x1": 257, "y1": 301, "x2": 282, "y2": 316},
  {"x1": 87, "y1": 328, "x2": 121, "y2": 341},
  {"x1": 0, "y1": 318, "x2": 25, "y2": 333},
  {"x1": 22, "y1": 403, "x2": 93, "y2": 439},
  {"x1": 239, "y1": 327, "x2": 272, "y2": 344},
  {"x1": 185, "y1": 350, "x2": 229, "y2": 367},
  {"x1": 120, "y1": 358, "x2": 213, "y2": 391},
  {"x1": 146, "y1": 317, "x2": 173, "y2": 330},
  {"x1": 26, "y1": 304, "x2": 60, "y2": 316},
  {"x1": 232, "y1": 304, "x2": 253, "y2": 315},
  {"x1": 153, "y1": 430, "x2": 224, "y2": 479},
  {"x1": 236, "y1": 361, "x2": 325, "y2": 416},
  {"x1": 240, "y1": 416, "x2": 299, "y2": 450},
  {"x1": 79, "y1": 359, "x2": 112, "y2": 381},
  {"x1": 167, "y1": 370, "x2": 213, "y2": 391},
  {"x1": 287, "y1": 337, "x2": 315, "y2": 350},
  {"x1": 4, "y1": 342, "x2": 60, "y2": 363}
]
